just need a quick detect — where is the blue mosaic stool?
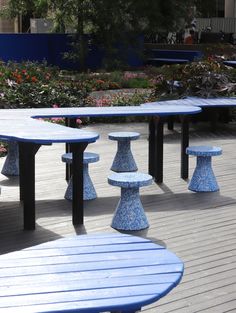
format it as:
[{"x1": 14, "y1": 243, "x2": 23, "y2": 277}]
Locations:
[
  {"x1": 62, "y1": 152, "x2": 99, "y2": 201},
  {"x1": 1, "y1": 141, "x2": 19, "y2": 177},
  {"x1": 108, "y1": 172, "x2": 153, "y2": 230},
  {"x1": 108, "y1": 132, "x2": 140, "y2": 172},
  {"x1": 186, "y1": 145, "x2": 222, "y2": 192}
]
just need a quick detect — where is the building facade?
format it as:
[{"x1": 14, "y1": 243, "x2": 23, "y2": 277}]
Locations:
[
  {"x1": 225, "y1": 0, "x2": 236, "y2": 17},
  {"x1": 0, "y1": 0, "x2": 18, "y2": 33}
]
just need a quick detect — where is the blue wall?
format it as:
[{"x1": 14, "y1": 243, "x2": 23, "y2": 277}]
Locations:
[{"x1": 0, "y1": 33, "x2": 143, "y2": 69}]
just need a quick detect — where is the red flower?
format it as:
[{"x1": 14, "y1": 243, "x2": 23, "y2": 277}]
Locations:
[{"x1": 31, "y1": 76, "x2": 37, "y2": 83}]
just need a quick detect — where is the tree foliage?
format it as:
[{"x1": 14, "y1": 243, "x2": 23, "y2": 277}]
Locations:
[
  {"x1": 1, "y1": 0, "x2": 194, "y2": 69},
  {"x1": 2, "y1": 0, "x2": 192, "y2": 34}
]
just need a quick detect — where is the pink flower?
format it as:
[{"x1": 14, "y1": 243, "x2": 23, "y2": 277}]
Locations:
[
  {"x1": 76, "y1": 118, "x2": 82, "y2": 125},
  {"x1": 124, "y1": 71, "x2": 138, "y2": 80},
  {"x1": 95, "y1": 98, "x2": 111, "y2": 107},
  {"x1": 52, "y1": 104, "x2": 59, "y2": 108},
  {"x1": 0, "y1": 146, "x2": 7, "y2": 153},
  {"x1": 51, "y1": 117, "x2": 64, "y2": 123}
]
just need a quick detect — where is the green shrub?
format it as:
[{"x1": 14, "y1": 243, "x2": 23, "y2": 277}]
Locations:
[
  {"x1": 0, "y1": 142, "x2": 7, "y2": 157},
  {"x1": 152, "y1": 59, "x2": 236, "y2": 100},
  {"x1": 0, "y1": 61, "x2": 88, "y2": 108}
]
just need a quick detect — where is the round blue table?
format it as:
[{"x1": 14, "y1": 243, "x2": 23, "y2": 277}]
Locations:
[{"x1": 0, "y1": 233, "x2": 184, "y2": 313}]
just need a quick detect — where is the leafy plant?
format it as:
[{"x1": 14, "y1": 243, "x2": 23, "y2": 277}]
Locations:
[
  {"x1": 152, "y1": 59, "x2": 236, "y2": 100},
  {"x1": 0, "y1": 142, "x2": 7, "y2": 158},
  {"x1": 0, "y1": 61, "x2": 88, "y2": 108}
]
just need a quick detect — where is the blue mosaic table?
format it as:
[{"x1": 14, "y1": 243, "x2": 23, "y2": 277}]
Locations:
[
  {"x1": 0, "y1": 118, "x2": 99, "y2": 230},
  {"x1": 0, "y1": 104, "x2": 201, "y2": 229},
  {"x1": 142, "y1": 97, "x2": 236, "y2": 181},
  {"x1": 0, "y1": 233, "x2": 184, "y2": 313},
  {"x1": 28, "y1": 103, "x2": 201, "y2": 182}
]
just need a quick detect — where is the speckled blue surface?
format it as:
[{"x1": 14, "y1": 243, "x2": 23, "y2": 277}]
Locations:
[
  {"x1": 186, "y1": 146, "x2": 222, "y2": 157},
  {"x1": 187, "y1": 146, "x2": 222, "y2": 192},
  {"x1": 108, "y1": 172, "x2": 153, "y2": 230},
  {"x1": 62, "y1": 152, "x2": 99, "y2": 201},
  {"x1": 108, "y1": 172, "x2": 153, "y2": 188},
  {"x1": 108, "y1": 132, "x2": 140, "y2": 141},
  {"x1": 1, "y1": 141, "x2": 19, "y2": 176},
  {"x1": 142, "y1": 97, "x2": 236, "y2": 108},
  {"x1": 0, "y1": 104, "x2": 201, "y2": 143},
  {"x1": 62, "y1": 152, "x2": 99, "y2": 164},
  {"x1": 109, "y1": 132, "x2": 140, "y2": 172}
]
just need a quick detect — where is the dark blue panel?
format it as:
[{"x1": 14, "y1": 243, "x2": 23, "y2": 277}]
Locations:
[
  {"x1": 0, "y1": 33, "x2": 143, "y2": 70},
  {"x1": 0, "y1": 33, "x2": 49, "y2": 63}
]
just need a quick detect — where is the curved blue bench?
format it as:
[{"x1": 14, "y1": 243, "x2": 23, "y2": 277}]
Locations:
[
  {"x1": 62, "y1": 152, "x2": 99, "y2": 201},
  {"x1": 108, "y1": 131, "x2": 140, "y2": 172},
  {"x1": 108, "y1": 172, "x2": 153, "y2": 230},
  {"x1": 186, "y1": 145, "x2": 222, "y2": 192}
]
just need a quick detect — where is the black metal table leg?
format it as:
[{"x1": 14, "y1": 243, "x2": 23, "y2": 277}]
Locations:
[
  {"x1": 148, "y1": 117, "x2": 156, "y2": 177},
  {"x1": 167, "y1": 116, "x2": 174, "y2": 130},
  {"x1": 19, "y1": 142, "x2": 41, "y2": 230},
  {"x1": 65, "y1": 118, "x2": 77, "y2": 181},
  {"x1": 181, "y1": 115, "x2": 189, "y2": 179},
  {"x1": 148, "y1": 116, "x2": 164, "y2": 183},
  {"x1": 210, "y1": 108, "x2": 218, "y2": 131},
  {"x1": 155, "y1": 116, "x2": 164, "y2": 183},
  {"x1": 70, "y1": 142, "x2": 88, "y2": 225}
]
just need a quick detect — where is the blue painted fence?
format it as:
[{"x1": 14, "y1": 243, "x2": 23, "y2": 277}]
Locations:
[{"x1": 0, "y1": 33, "x2": 143, "y2": 69}]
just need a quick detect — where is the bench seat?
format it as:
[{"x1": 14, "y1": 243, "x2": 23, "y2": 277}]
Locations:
[{"x1": 147, "y1": 57, "x2": 189, "y2": 66}]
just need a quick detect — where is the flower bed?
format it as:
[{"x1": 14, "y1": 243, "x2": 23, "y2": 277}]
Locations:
[{"x1": 0, "y1": 61, "x2": 88, "y2": 109}]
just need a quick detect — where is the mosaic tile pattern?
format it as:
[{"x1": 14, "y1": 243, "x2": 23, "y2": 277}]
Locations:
[
  {"x1": 108, "y1": 172, "x2": 153, "y2": 230},
  {"x1": 186, "y1": 146, "x2": 222, "y2": 192},
  {"x1": 1, "y1": 141, "x2": 19, "y2": 176},
  {"x1": 186, "y1": 145, "x2": 222, "y2": 157},
  {"x1": 108, "y1": 132, "x2": 140, "y2": 172},
  {"x1": 62, "y1": 152, "x2": 99, "y2": 201}
]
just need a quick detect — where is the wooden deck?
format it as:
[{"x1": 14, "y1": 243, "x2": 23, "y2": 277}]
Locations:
[{"x1": 0, "y1": 120, "x2": 236, "y2": 312}]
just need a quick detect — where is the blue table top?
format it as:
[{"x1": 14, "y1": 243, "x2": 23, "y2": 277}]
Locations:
[
  {"x1": 0, "y1": 119, "x2": 99, "y2": 144},
  {"x1": 0, "y1": 103, "x2": 201, "y2": 144},
  {"x1": 149, "y1": 58, "x2": 189, "y2": 64},
  {"x1": 0, "y1": 233, "x2": 184, "y2": 313},
  {"x1": 142, "y1": 97, "x2": 236, "y2": 108},
  {"x1": 223, "y1": 60, "x2": 236, "y2": 68},
  {"x1": 0, "y1": 104, "x2": 201, "y2": 120}
]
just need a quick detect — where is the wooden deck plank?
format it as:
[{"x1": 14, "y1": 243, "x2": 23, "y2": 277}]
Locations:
[{"x1": 0, "y1": 121, "x2": 236, "y2": 312}]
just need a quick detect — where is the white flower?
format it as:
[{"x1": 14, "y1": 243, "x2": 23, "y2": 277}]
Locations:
[{"x1": 6, "y1": 79, "x2": 16, "y2": 87}]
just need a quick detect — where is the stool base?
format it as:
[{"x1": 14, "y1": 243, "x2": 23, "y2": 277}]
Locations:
[
  {"x1": 111, "y1": 141, "x2": 138, "y2": 172},
  {"x1": 111, "y1": 187, "x2": 149, "y2": 231},
  {"x1": 65, "y1": 164, "x2": 97, "y2": 201},
  {"x1": 189, "y1": 156, "x2": 219, "y2": 192},
  {"x1": 1, "y1": 141, "x2": 19, "y2": 176}
]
